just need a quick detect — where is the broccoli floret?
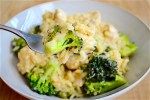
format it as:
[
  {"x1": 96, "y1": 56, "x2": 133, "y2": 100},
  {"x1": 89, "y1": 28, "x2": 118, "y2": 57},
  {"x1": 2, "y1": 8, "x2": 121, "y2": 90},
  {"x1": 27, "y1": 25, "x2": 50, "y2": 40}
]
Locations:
[
  {"x1": 86, "y1": 54, "x2": 118, "y2": 82},
  {"x1": 30, "y1": 25, "x2": 41, "y2": 34},
  {"x1": 105, "y1": 46, "x2": 111, "y2": 52},
  {"x1": 83, "y1": 75, "x2": 127, "y2": 95},
  {"x1": 83, "y1": 54, "x2": 127, "y2": 96},
  {"x1": 26, "y1": 57, "x2": 60, "y2": 95},
  {"x1": 57, "y1": 91, "x2": 71, "y2": 98},
  {"x1": 47, "y1": 25, "x2": 61, "y2": 41},
  {"x1": 119, "y1": 33, "x2": 137, "y2": 57},
  {"x1": 45, "y1": 30, "x2": 83, "y2": 54},
  {"x1": 32, "y1": 25, "x2": 41, "y2": 34},
  {"x1": 12, "y1": 38, "x2": 26, "y2": 54}
]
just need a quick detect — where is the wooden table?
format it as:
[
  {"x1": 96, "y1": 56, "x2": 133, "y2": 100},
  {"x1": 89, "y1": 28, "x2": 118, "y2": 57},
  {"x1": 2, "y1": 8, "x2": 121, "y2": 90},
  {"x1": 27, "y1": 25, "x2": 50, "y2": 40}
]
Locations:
[{"x1": 0, "y1": 0, "x2": 150, "y2": 100}]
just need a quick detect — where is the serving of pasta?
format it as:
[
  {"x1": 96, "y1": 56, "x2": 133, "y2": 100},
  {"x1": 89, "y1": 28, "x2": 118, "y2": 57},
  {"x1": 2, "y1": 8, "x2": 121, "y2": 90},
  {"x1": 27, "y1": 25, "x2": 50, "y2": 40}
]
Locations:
[{"x1": 12, "y1": 9, "x2": 137, "y2": 98}]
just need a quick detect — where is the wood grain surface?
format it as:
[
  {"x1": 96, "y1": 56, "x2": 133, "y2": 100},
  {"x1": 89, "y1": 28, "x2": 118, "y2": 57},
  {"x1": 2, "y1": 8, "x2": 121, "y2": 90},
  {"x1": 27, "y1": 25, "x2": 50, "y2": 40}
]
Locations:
[{"x1": 0, "y1": 0, "x2": 150, "y2": 100}]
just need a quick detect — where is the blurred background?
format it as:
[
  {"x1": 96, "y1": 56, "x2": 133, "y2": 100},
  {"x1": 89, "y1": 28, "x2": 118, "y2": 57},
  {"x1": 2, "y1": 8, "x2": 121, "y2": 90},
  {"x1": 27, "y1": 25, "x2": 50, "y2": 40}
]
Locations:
[{"x1": 0, "y1": 0, "x2": 150, "y2": 100}]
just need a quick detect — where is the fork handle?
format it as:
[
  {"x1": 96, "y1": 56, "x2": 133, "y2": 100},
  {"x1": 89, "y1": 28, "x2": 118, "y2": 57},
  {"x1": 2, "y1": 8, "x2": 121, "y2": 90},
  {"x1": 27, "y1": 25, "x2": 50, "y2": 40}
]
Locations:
[{"x1": 0, "y1": 24, "x2": 24, "y2": 38}]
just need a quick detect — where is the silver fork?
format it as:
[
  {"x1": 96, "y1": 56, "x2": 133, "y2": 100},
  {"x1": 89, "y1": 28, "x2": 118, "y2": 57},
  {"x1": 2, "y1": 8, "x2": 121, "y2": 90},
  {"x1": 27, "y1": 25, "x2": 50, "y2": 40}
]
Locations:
[{"x1": 0, "y1": 24, "x2": 44, "y2": 53}]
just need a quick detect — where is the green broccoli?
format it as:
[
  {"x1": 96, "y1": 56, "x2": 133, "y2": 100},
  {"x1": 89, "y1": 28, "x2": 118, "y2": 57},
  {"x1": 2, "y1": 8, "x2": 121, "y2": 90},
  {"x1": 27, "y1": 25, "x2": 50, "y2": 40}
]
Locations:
[
  {"x1": 86, "y1": 54, "x2": 118, "y2": 82},
  {"x1": 45, "y1": 30, "x2": 83, "y2": 54},
  {"x1": 83, "y1": 53, "x2": 127, "y2": 96},
  {"x1": 26, "y1": 57, "x2": 60, "y2": 95},
  {"x1": 31, "y1": 25, "x2": 41, "y2": 34},
  {"x1": 12, "y1": 38, "x2": 26, "y2": 54},
  {"x1": 47, "y1": 25, "x2": 61, "y2": 41},
  {"x1": 83, "y1": 75, "x2": 127, "y2": 95},
  {"x1": 57, "y1": 91, "x2": 71, "y2": 99},
  {"x1": 119, "y1": 33, "x2": 137, "y2": 57},
  {"x1": 105, "y1": 46, "x2": 111, "y2": 52}
]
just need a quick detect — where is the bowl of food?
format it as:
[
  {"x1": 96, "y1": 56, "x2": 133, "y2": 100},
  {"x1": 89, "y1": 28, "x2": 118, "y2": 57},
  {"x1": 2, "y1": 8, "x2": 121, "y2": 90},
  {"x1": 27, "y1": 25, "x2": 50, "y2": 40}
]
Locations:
[{"x1": 0, "y1": 0, "x2": 150, "y2": 99}]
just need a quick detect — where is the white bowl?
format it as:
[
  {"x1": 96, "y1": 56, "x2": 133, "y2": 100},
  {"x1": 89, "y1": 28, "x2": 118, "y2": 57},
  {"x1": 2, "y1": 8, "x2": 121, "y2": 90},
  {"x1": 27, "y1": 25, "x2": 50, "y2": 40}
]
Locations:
[{"x1": 0, "y1": 0, "x2": 150, "y2": 100}]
